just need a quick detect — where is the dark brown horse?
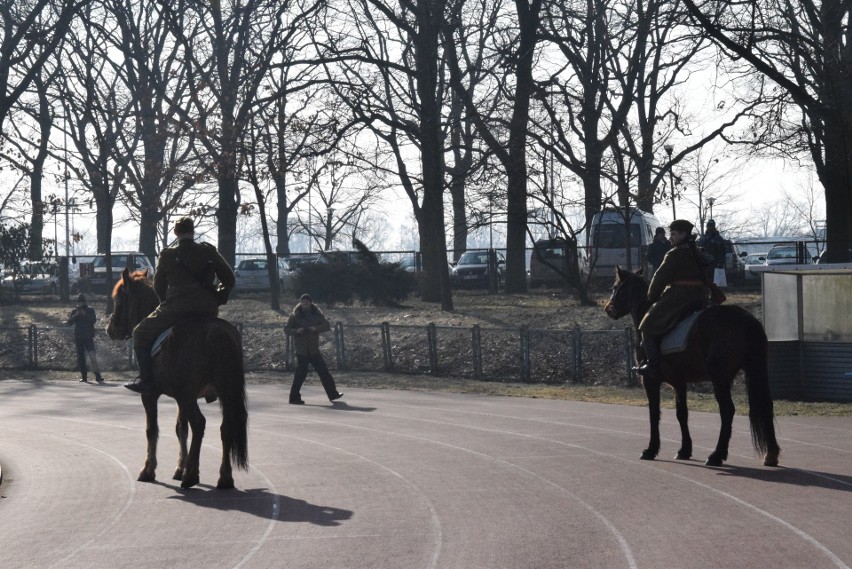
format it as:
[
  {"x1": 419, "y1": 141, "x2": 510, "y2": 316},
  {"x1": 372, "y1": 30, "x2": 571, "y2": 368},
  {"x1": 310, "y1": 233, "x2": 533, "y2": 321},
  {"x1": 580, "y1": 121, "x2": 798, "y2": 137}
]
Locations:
[
  {"x1": 107, "y1": 268, "x2": 248, "y2": 488},
  {"x1": 604, "y1": 267, "x2": 780, "y2": 467}
]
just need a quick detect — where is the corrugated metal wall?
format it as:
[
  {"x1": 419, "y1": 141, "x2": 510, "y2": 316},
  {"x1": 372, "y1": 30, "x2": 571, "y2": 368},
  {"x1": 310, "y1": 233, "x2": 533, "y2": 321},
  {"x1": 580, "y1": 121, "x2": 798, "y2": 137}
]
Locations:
[
  {"x1": 801, "y1": 342, "x2": 852, "y2": 401},
  {"x1": 768, "y1": 342, "x2": 802, "y2": 399},
  {"x1": 769, "y1": 341, "x2": 852, "y2": 401}
]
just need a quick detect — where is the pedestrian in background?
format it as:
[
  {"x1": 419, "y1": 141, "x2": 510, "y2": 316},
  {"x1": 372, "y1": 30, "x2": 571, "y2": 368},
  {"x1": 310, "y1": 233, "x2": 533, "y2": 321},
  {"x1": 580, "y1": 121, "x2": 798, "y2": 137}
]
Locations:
[
  {"x1": 284, "y1": 294, "x2": 343, "y2": 405},
  {"x1": 647, "y1": 226, "x2": 671, "y2": 276},
  {"x1": 67, "y1": 293, "x2": 104, "y2": 383}
]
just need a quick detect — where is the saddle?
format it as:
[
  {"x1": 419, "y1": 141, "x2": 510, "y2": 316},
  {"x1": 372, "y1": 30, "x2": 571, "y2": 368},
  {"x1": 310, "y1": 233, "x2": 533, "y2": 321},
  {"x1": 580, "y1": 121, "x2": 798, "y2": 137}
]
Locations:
[
  {"x1": 660, "y1": 309, "x2": 705, "y2": 355},
  {"x1": 150, "y1": 316, "x2": 222, "y2": 403}
]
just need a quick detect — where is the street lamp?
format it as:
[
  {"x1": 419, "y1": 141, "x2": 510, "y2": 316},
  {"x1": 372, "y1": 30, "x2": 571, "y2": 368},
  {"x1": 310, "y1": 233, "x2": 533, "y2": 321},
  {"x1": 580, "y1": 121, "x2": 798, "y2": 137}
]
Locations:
[
  {"x1": 663, "y1": 144, "x2": 676, "y2": 220},
  {"x1": 706, "y1": 197, "x2": 715, "y2": 221}
]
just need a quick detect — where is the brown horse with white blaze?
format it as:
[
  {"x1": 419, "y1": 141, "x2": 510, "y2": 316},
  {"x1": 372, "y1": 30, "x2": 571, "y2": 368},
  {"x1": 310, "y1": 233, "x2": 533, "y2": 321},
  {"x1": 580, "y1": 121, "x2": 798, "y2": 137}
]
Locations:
[
  {"x1": 107, "y1": 268, "x2": 248, "y2": 488},
  {"x1": 604, "y1": 267, "x2": 780, "y2": 467}
]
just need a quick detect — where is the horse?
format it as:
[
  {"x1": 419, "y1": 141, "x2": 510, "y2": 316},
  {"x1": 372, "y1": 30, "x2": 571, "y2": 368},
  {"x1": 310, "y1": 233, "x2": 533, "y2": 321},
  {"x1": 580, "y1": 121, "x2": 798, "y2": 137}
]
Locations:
[
  {"x1": 604, "y1": 267, "x2": 780, "y2": 467},
  {"x1": 107, "y1": 267, "x2": 248, "y2": 488}
]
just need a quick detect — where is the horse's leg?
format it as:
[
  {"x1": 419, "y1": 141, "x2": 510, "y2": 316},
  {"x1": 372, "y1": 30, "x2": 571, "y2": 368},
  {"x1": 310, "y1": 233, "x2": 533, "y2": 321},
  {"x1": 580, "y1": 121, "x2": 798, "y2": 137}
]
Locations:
[
  {"x1": 673, "y1": 383, "x2": 692, "y2": 460},
  {"x1": 173, "y1": 409, "x2": 188, "y2": 480},
  {"x1": 641, "y1": 378, "x2": 661, "y2": 460},
  {"x1": 180, "y1": 399, "x2": 206, "y2": 489},
  {"x1": 707, "y1": 379, "x2": 735, "y2": 466},
  {"x1": 139, "y1": 393, "x2": 159, "y2": 482},
  {"x1": 217, "y1": 420, "x2": 234, "y2": 489}
]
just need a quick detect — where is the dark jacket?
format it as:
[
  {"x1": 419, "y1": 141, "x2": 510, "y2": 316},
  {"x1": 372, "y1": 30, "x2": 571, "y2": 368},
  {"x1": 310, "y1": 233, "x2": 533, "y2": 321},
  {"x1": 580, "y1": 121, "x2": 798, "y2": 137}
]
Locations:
[
  {"x1": 698, "y1": 230, "x2": 726, "y2": 268},
  {"x1": 647, "y1": 236, "x2": 672, "y2": 270},
  {"x1": 67, "y1": 305, "x2": 97, "y2": 341},
  {"x1": 154, "y1": 238, "x2": 235, "y2": 314},
  {"x1": 639, "y1": 244, "x2": 709, "y2": 335},
  {"x1": 284, "y1": 303, "x2": 331, "y2": 357}
]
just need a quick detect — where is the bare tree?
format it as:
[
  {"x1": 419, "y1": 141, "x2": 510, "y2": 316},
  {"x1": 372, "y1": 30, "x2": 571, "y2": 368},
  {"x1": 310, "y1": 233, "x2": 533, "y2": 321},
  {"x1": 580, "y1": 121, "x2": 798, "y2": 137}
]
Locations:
[
  {"x1": 155, "y1": 0, "x2": 324, "y2": 267},
  {"x1": 445, "y1": 0, "x2": 544, "y2": 293},
  {"x1": 319, "y1": 0, "x2": 455, "y2": 309},
  {"x1": 681, "y1": 0, "x2": 852, "y2": 262},
  {"x1": 0, "y1": 0, "x2": 89, "y2": 133},
  {"x1": 98, "y1": 0, "x2": 203, "y2": 261}
]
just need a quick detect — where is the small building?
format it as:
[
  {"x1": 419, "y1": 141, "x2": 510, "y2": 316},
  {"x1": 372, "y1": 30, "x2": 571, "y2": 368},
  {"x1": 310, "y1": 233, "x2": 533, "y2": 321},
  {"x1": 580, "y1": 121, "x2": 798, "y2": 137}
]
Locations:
[{"x1": 751, "y1": 263, "x2": 852, "y2": 401}]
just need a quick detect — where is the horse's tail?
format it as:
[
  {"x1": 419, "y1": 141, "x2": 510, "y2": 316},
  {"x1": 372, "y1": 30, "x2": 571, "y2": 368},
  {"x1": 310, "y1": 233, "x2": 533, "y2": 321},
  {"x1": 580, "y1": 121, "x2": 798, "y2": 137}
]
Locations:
[
  {"x1": 742, "y1": 314, "x2": 780, "y2": 458},
  {"x1": 217, "y1": 325, "x2": 249, "y2": 470}
]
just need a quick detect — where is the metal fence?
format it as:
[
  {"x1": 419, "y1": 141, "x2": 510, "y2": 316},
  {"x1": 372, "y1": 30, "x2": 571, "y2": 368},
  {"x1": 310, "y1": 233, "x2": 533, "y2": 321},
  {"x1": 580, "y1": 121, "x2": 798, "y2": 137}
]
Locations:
[{"x1": 0, "y1": 322, "x2": 638, "y2": 385}]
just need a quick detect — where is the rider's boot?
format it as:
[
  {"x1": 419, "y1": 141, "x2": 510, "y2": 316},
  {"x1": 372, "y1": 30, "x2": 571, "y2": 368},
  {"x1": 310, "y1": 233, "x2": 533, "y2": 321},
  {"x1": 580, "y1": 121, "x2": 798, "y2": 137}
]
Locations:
[
  {"x1": 125, "y1": 347, "x2": 155, "y2": 393},
  {"x1": 634, "y1": 333, "x2": 663, "y2": 379}
]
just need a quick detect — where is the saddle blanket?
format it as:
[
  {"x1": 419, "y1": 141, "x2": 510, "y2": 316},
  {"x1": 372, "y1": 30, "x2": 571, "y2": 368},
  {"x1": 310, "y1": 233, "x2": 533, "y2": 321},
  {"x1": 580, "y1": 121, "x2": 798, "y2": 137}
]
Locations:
[
  {"x1": 660, "y1": 310, "x2": 704, "y2": 355},
  {"x1": 151, "y1": 328, "x2": 173, "y2": 358}
]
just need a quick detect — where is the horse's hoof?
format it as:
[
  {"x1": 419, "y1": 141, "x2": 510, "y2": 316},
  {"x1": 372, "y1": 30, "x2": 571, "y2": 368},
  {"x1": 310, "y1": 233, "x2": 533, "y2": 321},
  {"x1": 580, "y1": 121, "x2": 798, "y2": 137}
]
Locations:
[
  {"x1": 675, "y1": 451, "x2": 692, "y2": 460},
  {"x1": 640, "y1": 449, "x2": 657, "y2": 460},
  {"x1": 137, "y1": 471, "x2": 156, "y2": 483},
  {"x1": 763, "y1": 451, "x2": 780, "y2": 467},
  {"x1": 172, "y1": 468, "x2": 183, "y2": 480},
  {"x1": 181, "y1": 475, "x2": 200, "y2": 489},
  {"x1": 705, "y1": 455, "x2": 724, "y2": 467},
  {"x1": 217, "y1": 477, "x2": 235, "y2": 489}
]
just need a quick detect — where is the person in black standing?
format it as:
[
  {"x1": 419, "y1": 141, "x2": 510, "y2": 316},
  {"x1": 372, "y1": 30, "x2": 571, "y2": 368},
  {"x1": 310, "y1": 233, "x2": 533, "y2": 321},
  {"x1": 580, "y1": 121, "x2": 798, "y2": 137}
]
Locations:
[
  {"x1": 67, "y1": 293, "x2": 104, "y2": 383},
  {"x1": 647, "y1": 226, "x2": 672, "y2": 276},
  {"x1": 284, "y1": 294, "x2": 343, "y2": 404}
]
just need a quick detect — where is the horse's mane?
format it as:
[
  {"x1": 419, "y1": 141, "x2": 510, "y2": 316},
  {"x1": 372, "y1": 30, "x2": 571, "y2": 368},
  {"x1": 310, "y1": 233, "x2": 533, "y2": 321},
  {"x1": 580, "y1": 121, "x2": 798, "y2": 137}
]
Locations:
[{"x1": 112, "y1": 270, "x2": 151, "y2": 299}]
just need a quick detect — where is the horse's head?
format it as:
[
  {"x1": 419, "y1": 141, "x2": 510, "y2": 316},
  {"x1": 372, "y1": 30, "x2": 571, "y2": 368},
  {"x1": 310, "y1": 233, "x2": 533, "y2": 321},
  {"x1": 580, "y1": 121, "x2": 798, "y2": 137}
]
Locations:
[
  {"x1": 604, "y1": 266, "x2": 648, "y2": 320},
  {"x1": 107, "y1": 267, "x2": 157, "y2": 340}
]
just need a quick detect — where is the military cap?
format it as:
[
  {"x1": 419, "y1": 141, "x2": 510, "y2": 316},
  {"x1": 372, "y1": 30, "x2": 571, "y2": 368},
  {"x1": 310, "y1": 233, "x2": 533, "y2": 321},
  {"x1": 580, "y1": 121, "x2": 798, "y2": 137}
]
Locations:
[
  {"x1": 669, "y1": 219, "x2": 694, "y2": 233},
  {"x1": 174, "y1": 216, "x2": 194, "y2": 234}
]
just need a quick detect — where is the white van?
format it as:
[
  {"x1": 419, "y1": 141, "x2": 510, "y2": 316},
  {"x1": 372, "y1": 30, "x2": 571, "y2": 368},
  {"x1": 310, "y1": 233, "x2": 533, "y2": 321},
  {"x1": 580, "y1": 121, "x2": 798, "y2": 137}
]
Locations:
[{"x1": 586, "y1": 208, "x2": 662, "y2": 276}]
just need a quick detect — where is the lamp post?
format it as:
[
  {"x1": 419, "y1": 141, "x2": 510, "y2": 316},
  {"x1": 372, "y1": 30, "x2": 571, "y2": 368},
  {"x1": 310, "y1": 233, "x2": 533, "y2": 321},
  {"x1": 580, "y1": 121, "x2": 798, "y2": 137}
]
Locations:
[
  {"x1": 707, "y1": 197, "x2": 715, "y2": 221},
  {"x1": 663, "y1": 144, "x2": 676, "y2": 220}
]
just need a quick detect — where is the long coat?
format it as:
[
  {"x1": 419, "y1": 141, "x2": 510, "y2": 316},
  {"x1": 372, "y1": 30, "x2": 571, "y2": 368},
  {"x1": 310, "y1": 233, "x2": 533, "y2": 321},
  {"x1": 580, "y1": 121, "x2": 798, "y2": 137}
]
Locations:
[
  {"x1": 154, "y1": 238, "x2": 235, "y2": 314},
  {"x1": 639, "y1": 244, "x2": 709, "y2": 335},
  {"x1": 67, "y1": 305, "x2": 97, "y2": 341},
  {"x1": 284, "y1": 304, "x2": 331, "y2": 357}
]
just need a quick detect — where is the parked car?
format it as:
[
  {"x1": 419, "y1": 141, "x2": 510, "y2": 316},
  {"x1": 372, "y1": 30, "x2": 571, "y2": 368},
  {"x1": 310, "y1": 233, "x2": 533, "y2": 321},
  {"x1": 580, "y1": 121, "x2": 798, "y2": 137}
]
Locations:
[
  {"x1": 765, "y1": 244, "x2": 807, "y2": 266},
  {"x1": 742, "y1": 252, "x2": 767, "y2": 282},
  {"x1": 82, "y1": 252, "x2": 154, "y2": 292},
  {"x1": 451, "y1": 250, "x2": 505, "y2": 289},
  {"x1": 529, "y1": 238, "x2": 585, "y2": 288},
  {"x1": 234, "y1": 257, "x2": 295, "y2": 293},
  {"x1": 1, "y1": 260, "x2": 78, "y2": 295}
]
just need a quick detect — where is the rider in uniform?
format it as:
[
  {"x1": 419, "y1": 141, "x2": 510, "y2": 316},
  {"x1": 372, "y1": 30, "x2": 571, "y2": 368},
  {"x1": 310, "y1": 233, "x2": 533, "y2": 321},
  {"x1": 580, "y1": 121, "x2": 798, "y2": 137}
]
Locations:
[
  {"x1": 124, "y1": 216, "x2": 235, "y2": 393},
  {"x1": 634, "y1": 219, "x2": 710, "y2": 379}
]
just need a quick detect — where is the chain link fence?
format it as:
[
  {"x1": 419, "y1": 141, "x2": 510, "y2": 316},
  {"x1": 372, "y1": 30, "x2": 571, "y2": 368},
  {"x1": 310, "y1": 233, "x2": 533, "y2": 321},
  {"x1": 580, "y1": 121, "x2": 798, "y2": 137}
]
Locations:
[{"x1": 0, "y1": 322, "x2": 638, "y2": 385}]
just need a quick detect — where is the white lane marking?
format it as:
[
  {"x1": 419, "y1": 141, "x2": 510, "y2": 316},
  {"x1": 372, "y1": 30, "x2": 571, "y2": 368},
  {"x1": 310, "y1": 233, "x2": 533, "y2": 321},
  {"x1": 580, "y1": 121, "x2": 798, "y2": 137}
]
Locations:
[
  {"x1": 264, "y1": 407, "x2": 848, "y2": 569},
  {"x1": 255, "y1": 418, "x2": 636, "y2": 569},
  {"x1": 250, "y1": 426, "x2": 444, "y2": 569},
  {"x1": 0, "y1": 424, "x2": 138, "y2": 569}
]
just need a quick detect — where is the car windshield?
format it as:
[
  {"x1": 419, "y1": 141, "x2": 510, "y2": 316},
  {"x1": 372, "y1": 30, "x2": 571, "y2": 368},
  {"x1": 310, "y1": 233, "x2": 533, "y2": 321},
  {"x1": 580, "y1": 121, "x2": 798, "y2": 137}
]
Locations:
[
  {"x1": 238, "y1": 260, "x2": 267, "y2": 271},
  {"x1": 458, "y1": 252, "x2": 490, "y2": 265},
  {"x1": 93, "y1": 255, "x2": 128, "y2": 268},
  {"x1": 769, "y1": 247, "x2": 797, "y2": 259}
]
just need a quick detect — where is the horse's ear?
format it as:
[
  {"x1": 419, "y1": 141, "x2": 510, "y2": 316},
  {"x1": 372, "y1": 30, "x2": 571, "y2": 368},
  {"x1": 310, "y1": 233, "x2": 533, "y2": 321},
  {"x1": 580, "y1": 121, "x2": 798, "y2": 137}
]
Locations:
[{"x1": 122, "y1": 267, "x2": 131, "y2": 282}]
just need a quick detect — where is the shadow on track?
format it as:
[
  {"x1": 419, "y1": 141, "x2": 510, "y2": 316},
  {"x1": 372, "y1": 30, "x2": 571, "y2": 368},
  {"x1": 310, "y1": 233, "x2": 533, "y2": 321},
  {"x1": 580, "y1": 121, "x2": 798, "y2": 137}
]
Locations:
[
  {"x1": 168, "y1": 486, "x2": 353, "y2": 526},
  {"x1": 667, "y1": 459, "x2": 852, "y2": 492}
]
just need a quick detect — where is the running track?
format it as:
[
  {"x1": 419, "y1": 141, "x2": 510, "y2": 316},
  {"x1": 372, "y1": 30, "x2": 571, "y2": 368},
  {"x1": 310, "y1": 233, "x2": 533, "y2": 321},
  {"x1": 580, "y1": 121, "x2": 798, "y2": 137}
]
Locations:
[{"x1": 0, "y1": 377, "x2": 850, "y2": 569}]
